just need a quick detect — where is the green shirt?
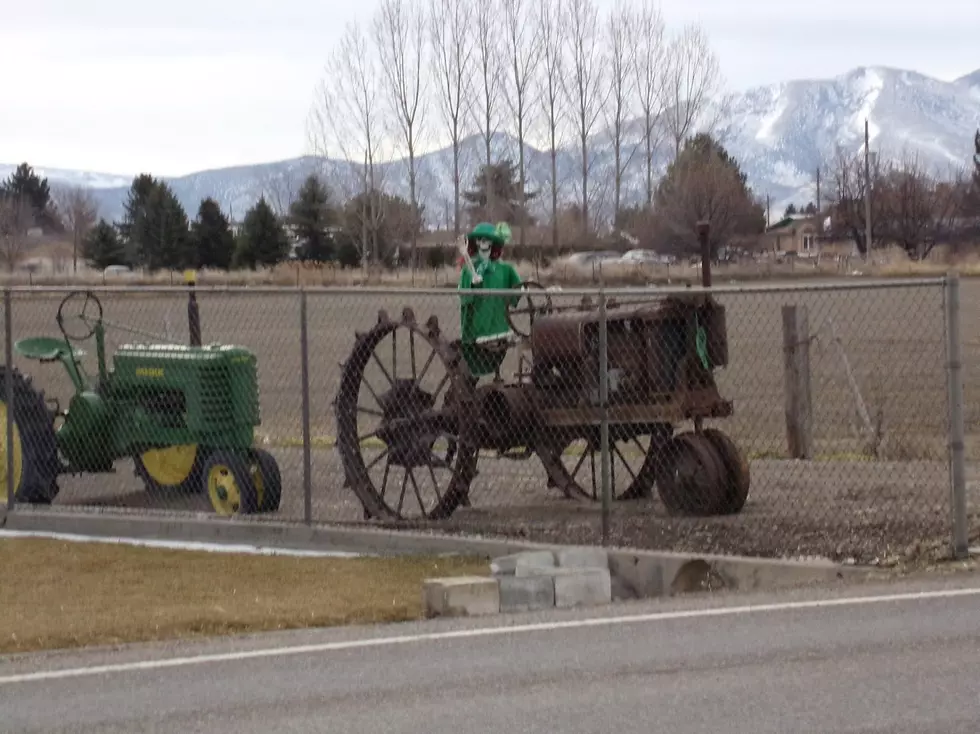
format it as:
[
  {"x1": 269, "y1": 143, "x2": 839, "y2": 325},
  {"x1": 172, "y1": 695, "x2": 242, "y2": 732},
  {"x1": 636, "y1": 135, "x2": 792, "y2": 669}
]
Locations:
[{"x1": 458, "y1": 259, "x2": 522, "y2": 376}]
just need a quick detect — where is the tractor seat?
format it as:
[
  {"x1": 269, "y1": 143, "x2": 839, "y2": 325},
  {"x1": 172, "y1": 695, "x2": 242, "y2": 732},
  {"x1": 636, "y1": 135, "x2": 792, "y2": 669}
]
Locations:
[{"x1": 15, "y1": 337, "x2": 86, "y2": 363}]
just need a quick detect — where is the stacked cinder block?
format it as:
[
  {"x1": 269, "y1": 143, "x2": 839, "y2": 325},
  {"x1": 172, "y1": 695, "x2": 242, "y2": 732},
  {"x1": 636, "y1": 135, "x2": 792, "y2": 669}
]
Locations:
[{"x1": 422, "y1": 548, "x2": 612, "y2": 618}]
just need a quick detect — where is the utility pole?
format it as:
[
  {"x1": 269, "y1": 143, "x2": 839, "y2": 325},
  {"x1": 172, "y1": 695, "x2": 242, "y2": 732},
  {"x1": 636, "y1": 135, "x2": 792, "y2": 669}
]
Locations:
[
  {"x1": 815, "y1": 167, "x2": 822, "y2": 234},
  {"x1": 766, "y1": 193, "x2": 771, "y2": 228},
  {"x1": 863, "y1": 118, "x2": 873, "y2": 259}
]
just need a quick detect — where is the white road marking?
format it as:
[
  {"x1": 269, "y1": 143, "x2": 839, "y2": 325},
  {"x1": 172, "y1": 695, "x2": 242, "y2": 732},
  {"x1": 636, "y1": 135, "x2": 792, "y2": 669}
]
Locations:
[
  {"x1": 2, "y1": 585, "x2": 979, "y2": 686},
  {"x1": 0, "y1": 529, "x2": 365, "y2": 558}
]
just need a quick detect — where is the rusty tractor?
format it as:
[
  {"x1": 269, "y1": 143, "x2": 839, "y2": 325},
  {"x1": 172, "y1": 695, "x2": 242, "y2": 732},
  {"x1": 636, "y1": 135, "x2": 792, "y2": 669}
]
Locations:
[{"x1": 334, "y1": 244, "x2": 749, "y2": 523}]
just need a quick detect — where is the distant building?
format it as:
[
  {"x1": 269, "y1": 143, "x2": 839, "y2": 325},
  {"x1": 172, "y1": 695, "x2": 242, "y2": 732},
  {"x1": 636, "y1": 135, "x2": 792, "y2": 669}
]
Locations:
[{"x1": 761, "y1": 214, "x2": 823, "y2": 256}]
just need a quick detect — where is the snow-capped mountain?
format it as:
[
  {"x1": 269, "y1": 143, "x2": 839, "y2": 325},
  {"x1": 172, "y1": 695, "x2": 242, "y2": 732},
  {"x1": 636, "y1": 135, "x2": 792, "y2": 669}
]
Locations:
[{"x1": 4, "y1": 65, "x2": 979, "y2": 226}]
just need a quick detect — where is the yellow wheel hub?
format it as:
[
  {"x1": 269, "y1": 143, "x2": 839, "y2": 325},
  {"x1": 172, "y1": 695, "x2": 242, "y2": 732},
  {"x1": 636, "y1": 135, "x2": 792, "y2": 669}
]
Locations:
[
  {"x1": 141, "y1": 445, "x2": 198, "y2": 486},
  {"x1": 207, "y1": 463, "x2": 242, "y2": 516},
  {"x1": 0, "y1": 402, "x2": 23, "y2": 503}
]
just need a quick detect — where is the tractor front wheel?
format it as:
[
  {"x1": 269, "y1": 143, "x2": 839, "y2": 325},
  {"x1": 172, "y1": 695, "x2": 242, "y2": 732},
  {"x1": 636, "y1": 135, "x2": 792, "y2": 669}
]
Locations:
[
  {"x1": 0, "y1": 366, "x2": 60, "y2": 506},
  {"x1": 203, "y1": 451, "x2": 259, "y2": 516},
  {"x1": 249, "y1": 448, "x2": 282, "y2": 513}
]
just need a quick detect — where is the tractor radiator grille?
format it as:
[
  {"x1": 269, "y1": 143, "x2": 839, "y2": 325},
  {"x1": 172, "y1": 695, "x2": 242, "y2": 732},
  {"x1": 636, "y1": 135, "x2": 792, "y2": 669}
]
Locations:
[{"x1": 198, "y1": 365, "x2": 237, "y2": 426}]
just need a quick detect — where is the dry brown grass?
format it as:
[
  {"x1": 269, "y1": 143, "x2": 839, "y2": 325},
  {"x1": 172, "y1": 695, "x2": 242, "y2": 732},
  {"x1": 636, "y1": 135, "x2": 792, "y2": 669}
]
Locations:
[
  {"x1": 5, "y1": 244, "x2": 980, "y2": 290},
  {"x1": 0, "y1": 538, "x2": 489, "y2": 655}
]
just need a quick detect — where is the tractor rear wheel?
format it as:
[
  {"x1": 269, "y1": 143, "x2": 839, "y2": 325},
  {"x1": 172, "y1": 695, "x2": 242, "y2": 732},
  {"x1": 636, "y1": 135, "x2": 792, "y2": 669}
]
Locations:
[
  {"x1": 133, "y1": 444, "x2": 204, "y2": 495},
  {"x1": 249, "y1": 448, "x2": 282, "y2": 513},
  {"x1": 203, "y1": 450, "x2": 258, "y2": 516},
  {"x1": 0, "y1": 366, "x2": 60, "y2": 505}
]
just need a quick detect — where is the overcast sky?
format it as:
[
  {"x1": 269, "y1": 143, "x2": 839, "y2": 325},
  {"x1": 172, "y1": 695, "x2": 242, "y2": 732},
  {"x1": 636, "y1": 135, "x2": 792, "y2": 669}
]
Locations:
[{"x1": 1, "y1": 0, "x2": 977, "y2": 176}]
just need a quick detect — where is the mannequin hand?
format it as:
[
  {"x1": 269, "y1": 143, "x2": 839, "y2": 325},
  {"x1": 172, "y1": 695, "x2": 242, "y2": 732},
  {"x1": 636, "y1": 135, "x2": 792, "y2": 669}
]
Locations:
[{"x1": 471, "y1": 274, "x2": 483, "y2": 286}]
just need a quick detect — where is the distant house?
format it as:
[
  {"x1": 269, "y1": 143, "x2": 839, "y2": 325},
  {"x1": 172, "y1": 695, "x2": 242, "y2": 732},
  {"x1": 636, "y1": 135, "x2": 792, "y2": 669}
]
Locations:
[{"x1": 761, "y1": 214, "x2": 823, "y2": 256}]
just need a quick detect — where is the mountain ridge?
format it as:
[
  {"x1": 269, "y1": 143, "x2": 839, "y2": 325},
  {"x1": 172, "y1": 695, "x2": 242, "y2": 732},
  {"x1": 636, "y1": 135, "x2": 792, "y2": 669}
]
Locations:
[{"x1": 3, "y1": 64, "x2": 978, "y2": 227}]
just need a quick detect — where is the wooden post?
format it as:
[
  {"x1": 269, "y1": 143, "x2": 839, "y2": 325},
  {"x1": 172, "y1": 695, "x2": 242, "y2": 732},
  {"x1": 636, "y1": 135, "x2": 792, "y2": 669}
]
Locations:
[{"x1": 782, "y1": 305, "x2": 813, "y2": 459}]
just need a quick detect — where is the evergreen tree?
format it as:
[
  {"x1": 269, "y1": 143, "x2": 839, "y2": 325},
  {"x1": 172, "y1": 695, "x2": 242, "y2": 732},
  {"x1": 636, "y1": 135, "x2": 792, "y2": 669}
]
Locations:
[
  {"x1": 136, "y1": 183, "x2": 192, "y2": 271},
  {"x1": 234, "y1": 197, "x2": 289, "y2": 269},
  {"x1": 783, "y1": 203, "x2": 797, "y2": 218},
  {"x1": 289, "y1": 174, "x2": 336, "y2": 262},
  {"x1": 190, "y1": 197, "x2": 235, "y2": 269},
  {"x1": 82, "y1": 219, "x2": 127, "y2": 269},
  {"x1": 116, "y1": 174, "x2": 161, "y2": 264},
  {"x1": 0, "y1": 163, "x2": 57, "y2": 230},
  {"x1": 462, "y1": 159, "x2": 537, "y2": 226}
]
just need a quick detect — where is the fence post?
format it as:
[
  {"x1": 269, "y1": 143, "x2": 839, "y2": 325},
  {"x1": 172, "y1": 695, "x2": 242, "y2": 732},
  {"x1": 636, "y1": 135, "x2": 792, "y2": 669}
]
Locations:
[
  {"x1": 300, "y1": 290, "x2": 313, "y2": 525},
  {"x1": 598, "y1": 288, "x2": 611, "y2": 545},
  {"x1": 782, "y1": 304, "x2": 813, "y2": 459},
  {"x1": 5, "y1": 289, "x2": 14, "y2": 512},
  {"x1": 944, "y1": 273, "x2": 968, "y2": 559}
]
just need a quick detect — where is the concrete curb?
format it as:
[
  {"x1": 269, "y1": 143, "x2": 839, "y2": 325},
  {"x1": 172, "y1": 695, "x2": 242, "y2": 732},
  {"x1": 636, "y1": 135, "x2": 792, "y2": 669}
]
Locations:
[{"x1": 3, "y1": 508, "x2": 870, "y2": 598}]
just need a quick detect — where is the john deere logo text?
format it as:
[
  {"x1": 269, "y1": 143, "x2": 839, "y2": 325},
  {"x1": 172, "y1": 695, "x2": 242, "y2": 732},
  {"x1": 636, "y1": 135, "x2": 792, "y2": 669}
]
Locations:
[{"x1": 135, "y1": 367, "x2": 165, "y2": 378}]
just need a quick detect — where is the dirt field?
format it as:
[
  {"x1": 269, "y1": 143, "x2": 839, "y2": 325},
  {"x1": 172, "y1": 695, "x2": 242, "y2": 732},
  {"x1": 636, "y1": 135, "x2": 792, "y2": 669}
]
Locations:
[
  {"x1": 4, "y1": 277, "x2": 978, "y2": 565},
  {"x1": 0, "y1": 537, "x2": 489, "y2": 655}
]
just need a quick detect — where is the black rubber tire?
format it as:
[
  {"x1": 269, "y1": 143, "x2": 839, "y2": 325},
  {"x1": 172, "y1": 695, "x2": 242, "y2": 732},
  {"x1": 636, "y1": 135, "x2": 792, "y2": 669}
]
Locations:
[
  {"x1": 0, "y1": 366, "x2": 60, "y2": 505},
  {"x1": 701, "y1": 428, "x2": 751, "y2": 515},
  {"x1": 655, "y1": 431, "x2": 728, "y2": 517},
  {"x1": 201, "y1": 450, "x2": 258, "y2": 515},
  {"x1": 250, "y1": 448, "x2": 282, "y2": 513}
]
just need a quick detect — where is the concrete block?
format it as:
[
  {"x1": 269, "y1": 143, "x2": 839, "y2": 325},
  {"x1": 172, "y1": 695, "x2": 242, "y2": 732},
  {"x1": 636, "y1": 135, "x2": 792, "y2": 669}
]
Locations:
[
  {"x1": 422, "y1": 576, "x2": 500, "y2": 618},
  {"x1": 553, "y1": 567, "x2": 612, "y2": 608},
  {"x1": 491, "y1": 550, "x2": 556, "y2": 576},
  {"x1": 556, "y1": 547, "x2": 609, "y2": 570},
  {"x1": 607, "y1": 552, "x2": 666, "y2": 600},
  {"x1": 499, "y1": 574, "x2": 556, "y2": 613}
]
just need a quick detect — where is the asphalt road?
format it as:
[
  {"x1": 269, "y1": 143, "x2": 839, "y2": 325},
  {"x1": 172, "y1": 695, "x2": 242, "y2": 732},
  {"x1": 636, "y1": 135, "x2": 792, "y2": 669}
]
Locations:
[{"x1": 2, "y1": 577, "x2": 980, "y2": 733}]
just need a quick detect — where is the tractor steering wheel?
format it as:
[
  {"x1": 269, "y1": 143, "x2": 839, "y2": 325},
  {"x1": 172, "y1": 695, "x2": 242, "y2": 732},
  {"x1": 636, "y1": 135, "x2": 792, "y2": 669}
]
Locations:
[
  {"x1": 506, "y1": 280, "x2": 554, "y2": 339},
  {"x1": 57, "y1": 290, "x2": 104, "y2": 342}
]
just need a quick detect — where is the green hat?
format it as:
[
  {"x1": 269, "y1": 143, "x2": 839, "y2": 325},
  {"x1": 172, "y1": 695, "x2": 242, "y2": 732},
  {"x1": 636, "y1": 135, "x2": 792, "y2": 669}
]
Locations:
[{"x1": 467, "y1": 221, "x2": 512, "y2": 246}]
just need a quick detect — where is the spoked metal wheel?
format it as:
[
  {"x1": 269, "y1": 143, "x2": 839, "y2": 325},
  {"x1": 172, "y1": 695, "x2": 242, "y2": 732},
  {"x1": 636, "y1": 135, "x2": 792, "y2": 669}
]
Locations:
[
  {"x1": 537, "y1": 424, "x2": 672, "y2": 502},
  {"x1": 506, "y1": 280, "x2": 555, "y2": 338},
  {"x1": 334, "y1": 308, "x2": 479, "y2": 521}
]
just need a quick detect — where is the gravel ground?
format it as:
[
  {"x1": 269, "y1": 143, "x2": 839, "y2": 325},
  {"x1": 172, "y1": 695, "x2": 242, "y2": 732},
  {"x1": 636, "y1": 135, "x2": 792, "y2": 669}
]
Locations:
[{"x1": 44, "y1": 445, "x2": 962, "y2": 566}]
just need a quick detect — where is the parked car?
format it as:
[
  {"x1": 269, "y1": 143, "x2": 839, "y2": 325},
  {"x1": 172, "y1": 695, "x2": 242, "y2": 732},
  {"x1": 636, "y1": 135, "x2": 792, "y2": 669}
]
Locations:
[{"x1": 565, "y1": 250, "x2": 622, "y2": 267}]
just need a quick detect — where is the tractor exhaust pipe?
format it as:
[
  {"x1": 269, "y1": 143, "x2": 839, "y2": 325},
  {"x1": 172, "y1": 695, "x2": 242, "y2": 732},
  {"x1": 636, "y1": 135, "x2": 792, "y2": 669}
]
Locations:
[
  {"x1": 185, "y1": 269, "x2": 201, "y2": 347},
  {"x1": 696, "y1": 220, "x2": 712, "y2": 288}
]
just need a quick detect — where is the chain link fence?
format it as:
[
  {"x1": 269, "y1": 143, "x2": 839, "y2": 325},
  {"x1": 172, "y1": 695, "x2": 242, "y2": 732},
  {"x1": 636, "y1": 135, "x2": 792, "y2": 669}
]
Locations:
[{"x1": 0, "y1": 277, "x2": 965, "y2": 565}]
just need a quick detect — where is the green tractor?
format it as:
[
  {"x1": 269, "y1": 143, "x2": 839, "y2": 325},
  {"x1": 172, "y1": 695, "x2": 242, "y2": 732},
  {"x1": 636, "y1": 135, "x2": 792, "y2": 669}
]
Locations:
[{"x1": 0, "y1": 290, "x2": 281, "y2": 516}]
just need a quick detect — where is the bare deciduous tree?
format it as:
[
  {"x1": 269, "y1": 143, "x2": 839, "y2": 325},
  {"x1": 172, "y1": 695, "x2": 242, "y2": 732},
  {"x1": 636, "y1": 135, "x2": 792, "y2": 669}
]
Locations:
[
  {"x1": 429, "y1": 0, "x2": 475, "y2": 237},
  {"x1": 309, "y1": 21, "x2": 387, "y2": 266},
  {"x1": 630, "y1": 0, "x2": 667, "y2": 207},
  {"x1": 879, "y1": 153, "x2": 964, "y2": 260},
  {"x1": 55, "y1": 185, "x2": 98, "y2": 273},
  {"x1": 653, "y1": 150, "x2": 763, "y2": 257},
  {"x1": 662, "y1": 23, "x2": 723, "y2": 160},
  {"x1": 603, "y1": 0, "x2": 637, "y2": 225},
  {"x1": 823, "y1": 146, "x2": 887, "y2": 256},
  {"x1": 374, "y1": 0, "x2": 428, "y2": 272},
  {"x1": 262, "y1": 170, "x2": 299, "y2": 219},
  {"x1": 0, "y1": 196, "x2": 34, "y2": 272},
  {"x1": 502, "y1": 0, "x2": 539, "y2": 247},
  {"x1": 562, "y1": 0, "x2": 607, "y2": 239},
  {"x1": 473, "y1": 0, "x2": 502, "y2": 220},
  {"x1": 535, "y1": 0, "x2": 565, "y2": 252}
]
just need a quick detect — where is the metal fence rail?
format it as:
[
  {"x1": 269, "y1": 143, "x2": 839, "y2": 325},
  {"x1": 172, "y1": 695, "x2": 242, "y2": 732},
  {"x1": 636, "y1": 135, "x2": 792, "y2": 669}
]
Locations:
[{"x1": 0, "y1": 276, "x2": 968, "y2": 566}]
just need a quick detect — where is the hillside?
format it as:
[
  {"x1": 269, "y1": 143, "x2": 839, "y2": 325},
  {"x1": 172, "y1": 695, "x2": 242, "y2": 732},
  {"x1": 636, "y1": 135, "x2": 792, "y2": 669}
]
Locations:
[{"x1": 3, "y1": 64, "x2": 978, "y2": 227}]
